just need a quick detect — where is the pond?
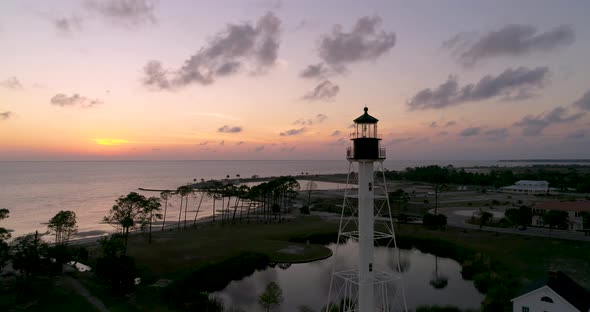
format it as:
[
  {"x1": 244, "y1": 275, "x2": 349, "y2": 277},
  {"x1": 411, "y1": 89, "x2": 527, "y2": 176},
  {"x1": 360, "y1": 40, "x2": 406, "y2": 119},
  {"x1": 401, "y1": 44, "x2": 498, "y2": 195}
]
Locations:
[{"x1": 214, "y1": 241, "x2": 483, "y2": 311}]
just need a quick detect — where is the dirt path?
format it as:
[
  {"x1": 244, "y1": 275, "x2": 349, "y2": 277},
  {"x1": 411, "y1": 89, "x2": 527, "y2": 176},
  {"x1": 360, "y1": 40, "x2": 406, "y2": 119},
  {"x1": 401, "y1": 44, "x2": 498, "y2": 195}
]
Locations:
[{"x1": 60, "y1": 275, "x2": 110, "y2": 312}]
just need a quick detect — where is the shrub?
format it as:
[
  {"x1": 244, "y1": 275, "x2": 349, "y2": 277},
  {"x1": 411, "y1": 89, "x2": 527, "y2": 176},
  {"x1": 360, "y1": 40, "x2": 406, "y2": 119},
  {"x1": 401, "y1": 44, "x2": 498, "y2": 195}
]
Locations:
[
  {"x1": 299, "y1": 206, "x2": 310, "y2": 215},
  {"x1": 423, "y1": 213, "x2": 447, "y2": 228}
]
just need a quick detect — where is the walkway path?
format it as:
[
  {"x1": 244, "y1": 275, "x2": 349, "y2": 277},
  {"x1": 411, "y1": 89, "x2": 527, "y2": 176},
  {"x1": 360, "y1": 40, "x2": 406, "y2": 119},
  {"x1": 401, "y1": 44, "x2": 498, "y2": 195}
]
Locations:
[{"x1": 60, "y1": 275, "x2": 110, "y2": 312}]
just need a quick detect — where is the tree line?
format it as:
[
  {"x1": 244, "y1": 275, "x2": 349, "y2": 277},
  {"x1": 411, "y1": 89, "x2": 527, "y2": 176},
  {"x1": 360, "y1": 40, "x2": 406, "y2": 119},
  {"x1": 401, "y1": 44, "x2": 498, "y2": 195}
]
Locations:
[{"x1": 383, "y1": 165, "x2": 590, "y2": 192}]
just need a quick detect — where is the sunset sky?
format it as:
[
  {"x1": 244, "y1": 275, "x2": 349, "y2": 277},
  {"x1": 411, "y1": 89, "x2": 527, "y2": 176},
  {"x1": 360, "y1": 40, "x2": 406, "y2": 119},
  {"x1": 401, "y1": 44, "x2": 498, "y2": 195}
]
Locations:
[{"x1": 1, "y1": 0, "x2": 590, "y2": 160}]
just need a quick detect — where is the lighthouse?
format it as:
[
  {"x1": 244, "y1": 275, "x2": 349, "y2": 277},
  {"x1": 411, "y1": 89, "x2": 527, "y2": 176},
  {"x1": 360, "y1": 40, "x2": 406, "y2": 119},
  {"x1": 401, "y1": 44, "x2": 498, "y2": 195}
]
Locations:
[{"x1": 327, "y1": 107, "x2": 406, "y2": 312}]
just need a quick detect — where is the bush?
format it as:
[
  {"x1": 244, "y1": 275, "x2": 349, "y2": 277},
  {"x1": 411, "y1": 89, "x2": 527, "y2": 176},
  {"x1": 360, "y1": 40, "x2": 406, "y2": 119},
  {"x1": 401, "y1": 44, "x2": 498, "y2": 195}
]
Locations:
[
  {"x1": 299, "y1": 206, "x2": 310, "y2": 215},
  {"x1": 423, "y1": 213, "x2": 447, "y2": 228},
  {"x1": 491, "y1": 200, "x2": 500, "y2": 205},
  {"x1": 95, "y1": 255, "x2": 138, "y2": 295}
]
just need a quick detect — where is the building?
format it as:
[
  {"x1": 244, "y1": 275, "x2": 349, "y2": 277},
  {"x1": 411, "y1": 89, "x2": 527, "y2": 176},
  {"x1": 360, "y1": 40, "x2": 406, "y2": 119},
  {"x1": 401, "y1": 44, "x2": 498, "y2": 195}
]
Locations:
[
  {"x1": 532, "y1": 201, "x2": 589, "y2": 231},
  {"x1": 500, "y1": 180, "x2": 549, "y2": 194},
  {"x1": 512, "y1": 271, "x2": 590, "y2": 312}
]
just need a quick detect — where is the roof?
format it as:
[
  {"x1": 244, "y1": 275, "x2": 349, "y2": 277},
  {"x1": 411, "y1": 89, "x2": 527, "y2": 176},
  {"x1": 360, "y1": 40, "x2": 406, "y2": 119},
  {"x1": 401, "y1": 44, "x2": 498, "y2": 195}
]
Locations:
[
  {"x1": 547, "y1": 271, "x2": 590, "y2": 312},
  {"x1": 353, "y1": 107, "x2": 378, "y2": 124},
  {"x1": 515, "y1": 180, "x2": 549, "y2": 184},
  {"x1": 534, "y1": 200, "x2": 590, "y2": 212},
  {"x1": 512, "y1": 271, "x2": 590, "y2": 312}
]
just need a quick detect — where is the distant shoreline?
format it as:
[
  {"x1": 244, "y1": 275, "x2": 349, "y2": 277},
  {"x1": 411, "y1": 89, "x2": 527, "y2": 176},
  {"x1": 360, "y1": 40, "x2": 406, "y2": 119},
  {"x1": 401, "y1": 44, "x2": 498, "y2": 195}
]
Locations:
[{"x1": 498, "y1": 159, "x2": 590, "y2": 163}]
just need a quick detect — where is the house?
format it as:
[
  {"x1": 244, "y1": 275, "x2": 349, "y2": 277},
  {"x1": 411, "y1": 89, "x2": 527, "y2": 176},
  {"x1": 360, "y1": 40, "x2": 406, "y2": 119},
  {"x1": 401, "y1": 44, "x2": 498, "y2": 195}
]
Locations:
[
  {"x1": 499, "y1": 180, "x2": 549, "y2": 194},
  {"x1": 512, "y1": 270, "x2": 590, "y2": 312},
  {"x1": 532, "y1": 201, "x2": 589, "y2": 231}
]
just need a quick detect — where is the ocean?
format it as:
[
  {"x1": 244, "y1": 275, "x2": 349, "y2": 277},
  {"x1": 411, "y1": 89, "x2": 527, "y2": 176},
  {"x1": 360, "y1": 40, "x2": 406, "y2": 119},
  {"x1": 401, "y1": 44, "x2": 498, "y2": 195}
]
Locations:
[{"x1": 0, "y1": 159, "x2": 570, "y2": 239}]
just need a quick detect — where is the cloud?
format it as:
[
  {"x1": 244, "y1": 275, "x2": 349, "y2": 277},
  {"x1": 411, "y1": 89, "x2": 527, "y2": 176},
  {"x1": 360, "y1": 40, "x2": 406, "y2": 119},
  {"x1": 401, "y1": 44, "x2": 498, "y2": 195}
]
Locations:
[
  {"x1": 94, "y1": 139, "x2": 129, "y2": 146},
  {"x1": 438, "y1": 131, "x2": 448, "y2": 136},
  {"x1": 484, "y1": 128, "x2": 509, "y2": 140},
  {"x1": 236, "y1": 141, "x2": 245, "y2": 145},
  {"x1": 444, "y1": 24, "x2": 575, "y2": 66},
  {"x1": 331, "y1": 130, "x2": 342, "y2": 136},
  {"x1": 300, "y1": 63, "x2": 331, "y2": 79},
  {"x1": 318, "y1": 15, "x2": 395, "y2": 67},
  {"x1": 152, "y1": 148, "x2": 161, "y2": 151},
  {"x1": 293, "y1": 113, "x2": 327, "y2": 126},
  {"x1": 429, "y1": 121, "x2": 438, "y2": 128},
  {"x1": 388, "y1": 137, "x2": 413, "y2": 144},
  {"x1": 566, "y1": 129, "x2": 586, "y2": 140},
  {"x1": 198, "y1": 141, "x2": 208, "y2": 146},
  {"x1": 280, "y1": 128, "x2": 305, "y2": 136},
  {"x1": 143, "y1": 12, "x2": 281, "y2": 90},
  {"x1": 86, "y1": 0, "x2": 157, "y2": 26},
  {"x1": 0, "y1": 111, "x2": 13, "y2": 120},
  {"x1": 219, "y1": 140, "x2": 225, "y2": 146},
  {"x1": 0, "y1": 77, "x2": 23, "y2": 89},
  {"x1": 459, "y1": 127, "x2": 481, "y2": 137},
  {"x1": 407, "y1": 67, "x2": 549, "y2": 110},
  {"x1": 254, "y1": 145, "x2": 265, "y2": 152},
  {"x1": 218, "y1": 125, "x2": 243, "y2": 133},
  {"x1": 328, "y1": 138, "x2": 347, "y2": 146},
  {"x1": 302, "y1": 80, "x2": 339, "y2": 101},
  {"x1": 573, "y1": 89, "x2": 590, "y2": 111},
  {"x1": 54, "y1": 15, "x2": 82, "y2": 33},
  {"x1": 514, "y1": 106, "x2": 585, "y2": 136},
  {"x1": 50, "y1": 93, "x2": 102, "y2": 108},
  {"x1": 445, "y1": 121, "x2": 456, "y2": 127}
]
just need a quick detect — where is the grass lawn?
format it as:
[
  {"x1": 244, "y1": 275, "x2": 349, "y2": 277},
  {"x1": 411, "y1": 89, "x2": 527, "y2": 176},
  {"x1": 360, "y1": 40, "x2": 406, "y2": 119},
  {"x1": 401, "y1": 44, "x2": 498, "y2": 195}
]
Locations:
[
  {"x1": 120, "y1": 216, "x2": 338, "y2": 281},
  {"x1": 75, "y1": 215, "x2": 589, "y2": 311},
  {"x1": 396, "y1": 224, "x2": 590, "y2": 289}
]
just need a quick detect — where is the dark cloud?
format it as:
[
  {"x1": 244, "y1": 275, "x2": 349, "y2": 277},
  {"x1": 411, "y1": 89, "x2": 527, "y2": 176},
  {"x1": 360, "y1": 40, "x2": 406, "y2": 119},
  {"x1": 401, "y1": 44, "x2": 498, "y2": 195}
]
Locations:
[
  {"x1": 0, "y1": 111, "x2": 13, "y2": 120},
  {"x1": 438, "y1": 131, "x2": 448, "y2": 136},
  {"x1": 143, "y1": 12, "x2": 280, "y2": 90},
  {"x1": 219, "y1": 140, "x2": 225, "y2": 146},
  {"x1": 566, "y1": 129, "x2": 586, "y2": 140},
  {"x1": 318, "y1": 15, "x2": 395, "y2": 67},
  {"x1": 198, "y1": 141, "x2": 208, "y2": 146},
  {"x1": 152, "y1": 148, "x2": 161, "y2": 151},
  {"x1": 445, "y1": 121, "x2": 456, "y2": 127},
  {"x1": 573, "y1": 89, "x2": 590, "y2": 111},
  {"x1": 302, "y1": 80, "x2": 339, "y2": 101},
  {"x1": 445, "y1": 24, "x2": 575, "y2": 67},
  {"x1": 218, "y1": 125, "x2": 243, "y2": 133},
  {"x1": 331, "y1": 130, "x2": 342, "y2": 136},
  {"x1": 54, "y1": 15, "x2": 82, "y2": 33},
  {"x1": 514, "y1": 106, "x2": 585, "y2": 136},
  {"x1": 407, "y1": 67, "x2": 549, "y2": 110},
  {"x1": 484, "y1": 128, "x2": 509, "y2": 140},
  {"x1": 236, "y1": 141, "x2": 245, "y2": 145},
  {"x1": 50, "y1": 93, "x2": 102, "y2": 108},
  {"x1": 429, "y1": 121, "x2": 438, "y2": 128},
  {"x1": 0, "y1": 77, "x2": 23, "y2": 89},
  {"x1": 254, "y1": 145, "x2": 265, "y2": 152},
  {"x1": 300, "y1": 63, "x2": 331, "y2": 79},
  {"x1": 279, "y1": 128, "x2": 305, "y2": 136},
  {"x1": 86, "y1": 0, "x2": 157, "y2": 26},
  {"x1": 459, "y1": 127, "x2": 481, "y2": 137},
  {"x1": 316, "y1": 113, "x2": 327, "y2": 122}
]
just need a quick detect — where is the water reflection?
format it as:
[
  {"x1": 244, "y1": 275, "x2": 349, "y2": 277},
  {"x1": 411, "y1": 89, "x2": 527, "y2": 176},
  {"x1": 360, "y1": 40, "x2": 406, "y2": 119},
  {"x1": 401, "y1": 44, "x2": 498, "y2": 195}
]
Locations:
[{"x1": 214, "y1": 241, "x2": 483, "y2": 311}]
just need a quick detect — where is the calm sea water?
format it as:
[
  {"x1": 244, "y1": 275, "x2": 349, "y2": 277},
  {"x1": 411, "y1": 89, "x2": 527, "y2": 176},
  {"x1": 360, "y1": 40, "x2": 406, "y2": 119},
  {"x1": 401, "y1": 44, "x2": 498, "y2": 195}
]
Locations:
[{"x1": 0, "y1": 159, "x2": 568, "y2": 238}]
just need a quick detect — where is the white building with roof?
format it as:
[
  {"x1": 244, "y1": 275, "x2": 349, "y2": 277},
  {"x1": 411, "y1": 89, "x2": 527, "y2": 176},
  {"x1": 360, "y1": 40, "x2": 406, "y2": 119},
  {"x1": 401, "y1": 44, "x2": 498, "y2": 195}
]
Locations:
[{"x1": 500, "y1": 180, "x2": 549, "y2": 194}]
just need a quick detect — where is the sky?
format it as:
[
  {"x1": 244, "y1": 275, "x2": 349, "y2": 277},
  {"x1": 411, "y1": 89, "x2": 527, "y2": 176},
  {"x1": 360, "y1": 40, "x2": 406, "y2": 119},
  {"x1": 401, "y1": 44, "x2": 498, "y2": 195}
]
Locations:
[{"x1": 1, "y1": 0, "x2": 590, "y2": 161}]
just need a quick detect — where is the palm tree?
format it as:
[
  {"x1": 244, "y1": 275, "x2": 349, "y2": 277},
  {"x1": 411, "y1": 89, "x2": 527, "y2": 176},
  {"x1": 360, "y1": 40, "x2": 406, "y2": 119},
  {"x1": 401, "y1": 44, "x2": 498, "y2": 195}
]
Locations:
[
  {"x1": 433, "y1": 183, "x2": 448, "y2": 216},
  {"x1": 176, "y1": 185, "x2": 192, "y2": 229},
  {"x1": 160, "y1": 190, "x2": 172, "y2": 231},
  {"x1": 192, "y1": 189, "x2": 205, "y2": 227}
]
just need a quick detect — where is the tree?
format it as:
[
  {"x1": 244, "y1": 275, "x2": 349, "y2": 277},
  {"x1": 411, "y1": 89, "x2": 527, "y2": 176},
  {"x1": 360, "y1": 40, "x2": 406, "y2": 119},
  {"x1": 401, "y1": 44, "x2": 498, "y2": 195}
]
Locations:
[
  {"x1": 304, "y1": 181, "x2": 317, "y2": 209},
  {"x1": 259, "y1": 281, "x2": 283, "y2": 312},
  {"x1": 11, "y1": 231, "x2": 48, "y2": 283},
  {"x1": 542, "y1": 210, "x2": 569, "y2": 230},
  {"x1": 141, "y1": 197, "x2": 162, "y2": 244},
  {"x1": 47, "y1": 210, "x2": 78, "y2": 245},
  {"x1": 160, "y1": 190, "x2": 172, "y2": 231},
  {"x1": 389, "y1": 189, "x2": 410, "y2": 217},
  {"x1": 432, "y1": 183, "x2": 448, "y2": 216},
  {"x1": 479, "y1": 211, "x2": 493, "y2": 230},
  {"x1": 505, "y1": 206, "x2": 532, "y2": 228},
  {"x1": 103, "y1": 192, "x2": 151, "y2": 255},
  {"x1": 0, "y1": 208, "x2": 10, "y2": 271}
]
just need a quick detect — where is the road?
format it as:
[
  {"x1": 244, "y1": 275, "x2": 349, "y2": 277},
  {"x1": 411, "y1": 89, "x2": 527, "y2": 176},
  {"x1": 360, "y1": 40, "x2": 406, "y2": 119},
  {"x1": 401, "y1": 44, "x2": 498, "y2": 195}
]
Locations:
[{"x1": 437, "y1": 206, "x2": 590, "y2": 242}]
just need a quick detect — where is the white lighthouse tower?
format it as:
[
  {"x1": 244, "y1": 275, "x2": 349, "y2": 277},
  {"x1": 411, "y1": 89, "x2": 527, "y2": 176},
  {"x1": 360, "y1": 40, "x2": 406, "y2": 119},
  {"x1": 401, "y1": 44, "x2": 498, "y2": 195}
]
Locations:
[{"x1": 327, "y1": 107, "x2": 407, "y2": 312}]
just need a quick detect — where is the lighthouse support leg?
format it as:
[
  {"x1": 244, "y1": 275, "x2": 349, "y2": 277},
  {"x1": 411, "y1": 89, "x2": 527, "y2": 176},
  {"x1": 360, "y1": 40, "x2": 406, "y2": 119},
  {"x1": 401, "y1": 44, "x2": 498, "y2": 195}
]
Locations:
[{"x1": 358, "y1": 161, "x2": 374, "y2": 312}]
